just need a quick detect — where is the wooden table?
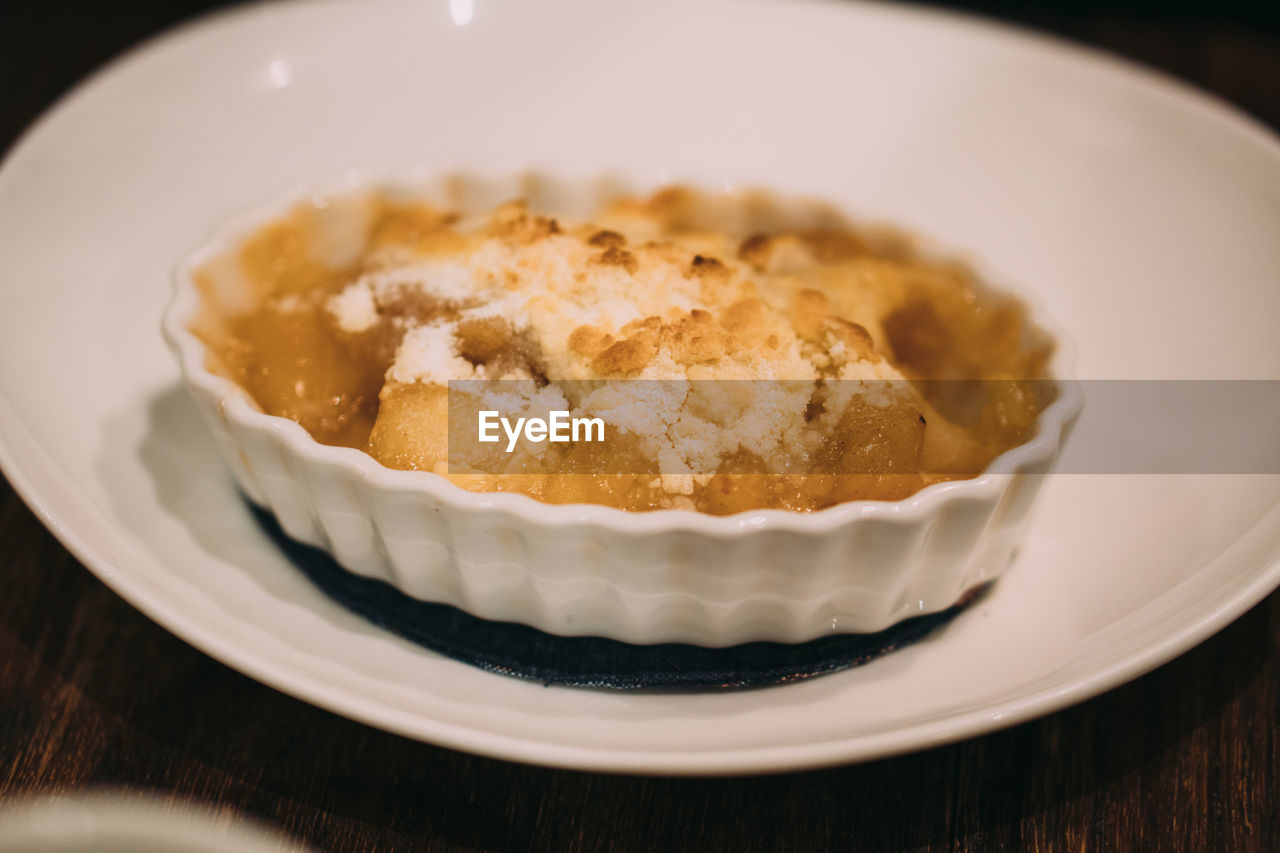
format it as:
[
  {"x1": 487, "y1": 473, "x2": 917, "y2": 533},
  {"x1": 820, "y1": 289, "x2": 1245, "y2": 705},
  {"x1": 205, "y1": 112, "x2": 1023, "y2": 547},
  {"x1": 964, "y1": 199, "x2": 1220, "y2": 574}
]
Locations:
[{"x1": 3, "y1": 2, "x2": 1278, "y2": 849}]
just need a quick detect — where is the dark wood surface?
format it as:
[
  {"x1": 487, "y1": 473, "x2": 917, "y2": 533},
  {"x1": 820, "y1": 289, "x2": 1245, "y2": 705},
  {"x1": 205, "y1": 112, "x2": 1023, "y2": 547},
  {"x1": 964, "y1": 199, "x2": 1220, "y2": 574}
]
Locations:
[{"x1": 2, "y1": 2, "x2": 1279, "y2": 850}]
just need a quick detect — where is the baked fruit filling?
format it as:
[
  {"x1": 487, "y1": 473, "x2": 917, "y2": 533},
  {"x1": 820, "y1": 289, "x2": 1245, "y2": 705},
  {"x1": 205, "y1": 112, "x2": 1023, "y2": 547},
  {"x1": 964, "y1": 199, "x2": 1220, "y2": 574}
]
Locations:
[{"x1": 193, "y1": 186, "x2": 1053, "y2": 513}]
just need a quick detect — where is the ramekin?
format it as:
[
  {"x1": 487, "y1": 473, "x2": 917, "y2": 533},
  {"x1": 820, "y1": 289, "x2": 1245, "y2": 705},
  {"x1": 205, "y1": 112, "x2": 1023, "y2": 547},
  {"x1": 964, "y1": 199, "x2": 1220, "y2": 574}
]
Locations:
[{"x1": 162, "y1": 171, "x2": 1082, "y2": 646}]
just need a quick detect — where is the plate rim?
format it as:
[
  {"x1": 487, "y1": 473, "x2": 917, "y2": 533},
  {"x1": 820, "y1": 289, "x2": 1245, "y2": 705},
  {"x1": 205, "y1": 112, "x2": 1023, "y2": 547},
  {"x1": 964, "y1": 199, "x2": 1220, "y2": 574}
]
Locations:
[{"x1": 2, "y1": 0, "x2": 1280, "y2": 775}]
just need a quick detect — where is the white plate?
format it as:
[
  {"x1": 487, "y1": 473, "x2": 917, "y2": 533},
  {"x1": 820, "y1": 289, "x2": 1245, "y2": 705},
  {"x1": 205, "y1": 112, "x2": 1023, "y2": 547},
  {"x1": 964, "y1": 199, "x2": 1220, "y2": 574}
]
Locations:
[
  {"x1": 1, "y1": 0, "x2": 1278, "y2": 775},
  {"x1": 0, "y1": 793, "x2": 300, "y2": 852}
]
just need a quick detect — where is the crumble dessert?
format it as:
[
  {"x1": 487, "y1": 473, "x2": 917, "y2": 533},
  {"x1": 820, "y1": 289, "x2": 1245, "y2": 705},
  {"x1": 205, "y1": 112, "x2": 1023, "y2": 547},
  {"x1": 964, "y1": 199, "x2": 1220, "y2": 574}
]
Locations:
[{"x1": 193, "y1": 186, "x2": 1053, "y2": 513}]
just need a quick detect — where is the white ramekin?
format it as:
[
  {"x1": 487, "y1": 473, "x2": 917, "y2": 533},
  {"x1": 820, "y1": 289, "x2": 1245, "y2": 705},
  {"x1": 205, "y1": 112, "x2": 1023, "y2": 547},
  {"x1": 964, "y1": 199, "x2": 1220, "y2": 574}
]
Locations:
[{"x1": 162, "y1": 171, "x2": 1082, "y2": 646}]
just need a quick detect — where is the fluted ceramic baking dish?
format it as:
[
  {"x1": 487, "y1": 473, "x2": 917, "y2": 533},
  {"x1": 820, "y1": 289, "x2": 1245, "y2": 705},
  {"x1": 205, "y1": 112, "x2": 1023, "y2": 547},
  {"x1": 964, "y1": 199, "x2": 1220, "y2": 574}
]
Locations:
[{"x1": 162, "y1": 171, "x2": 1082, "y2": 646}]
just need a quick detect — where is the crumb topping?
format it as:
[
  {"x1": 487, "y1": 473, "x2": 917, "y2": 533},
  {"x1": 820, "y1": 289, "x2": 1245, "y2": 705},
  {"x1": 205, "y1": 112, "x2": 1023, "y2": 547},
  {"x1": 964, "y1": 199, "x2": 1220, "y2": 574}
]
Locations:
[{"x1": 325, "y1": 199, "x2": 902, "y2": 389}]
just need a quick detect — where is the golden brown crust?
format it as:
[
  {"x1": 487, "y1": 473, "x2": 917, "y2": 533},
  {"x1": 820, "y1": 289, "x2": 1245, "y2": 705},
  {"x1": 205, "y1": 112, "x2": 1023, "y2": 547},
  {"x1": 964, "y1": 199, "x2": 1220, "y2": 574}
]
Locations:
[
  {"x1": 658, "y1": 311, "x2": 726, "y2": 365},
  {"x1": 737, "y1": 233, "x2": 771, "y2": 267},
  {"x1": 797, "y1": 229, "x2": 865, "y2": 263},
  {"x1": 592, "y1": 336, "x2": 658, "y2": 374},
  {"x1": 687, "y1": 254, "x2": 728, "y2": 277},
  {"x1": 485, "y1": 200, "x2": 562, "y2": 242},
  {"x1": 455, "y1": 316, "x2": 514, "y2": 365},
  {"x1": 567, "y1": 324, "x2": 615, "y2": 357},
  {"x1": 594, "y1": 245, "x2": 639, "y2": 275},
  {"x1": 587, "y1": 229, "x2": 627, "y2": 248},
  {"x1": 823, "y1": 317, "x2": 879, "y2": 363},
  {"x1": 721, "y1": 297, "x2": 767, "y2": 333},
  {"x1": 790, "y1": 288, "x2": 830, "y2": 341}
]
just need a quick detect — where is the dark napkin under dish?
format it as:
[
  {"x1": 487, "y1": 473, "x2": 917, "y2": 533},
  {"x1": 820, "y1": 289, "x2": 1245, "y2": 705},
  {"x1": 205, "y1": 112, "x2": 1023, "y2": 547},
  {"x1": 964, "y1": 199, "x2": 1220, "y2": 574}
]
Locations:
[{"x1": 250, "y1": 504, "x2": 977, "y2": 689}]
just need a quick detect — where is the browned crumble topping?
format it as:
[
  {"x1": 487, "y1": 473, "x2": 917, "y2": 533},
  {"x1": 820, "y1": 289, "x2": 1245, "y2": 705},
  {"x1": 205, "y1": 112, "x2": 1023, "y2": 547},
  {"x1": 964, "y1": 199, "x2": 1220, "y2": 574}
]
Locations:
[{"x1": 201, "y1": 185, "x2": 1054, "y2": 513}]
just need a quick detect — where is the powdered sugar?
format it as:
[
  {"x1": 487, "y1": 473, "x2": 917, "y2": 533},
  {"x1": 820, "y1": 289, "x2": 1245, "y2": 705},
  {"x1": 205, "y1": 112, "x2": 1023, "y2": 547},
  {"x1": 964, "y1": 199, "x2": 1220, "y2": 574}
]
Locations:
[{"x1": 387, "y1": 322, "x2": 476, "y2": 386}]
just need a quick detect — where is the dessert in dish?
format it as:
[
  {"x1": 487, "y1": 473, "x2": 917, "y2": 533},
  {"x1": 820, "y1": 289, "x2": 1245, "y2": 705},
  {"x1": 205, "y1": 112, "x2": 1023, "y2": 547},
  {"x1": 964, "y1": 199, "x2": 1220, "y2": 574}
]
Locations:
[
  {"x1": 191, "y1": 185, "x2": 1054, "y2": 514},
  {"x1": 166, "y1": 173, "x2": 1079, "y2": 643}
]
